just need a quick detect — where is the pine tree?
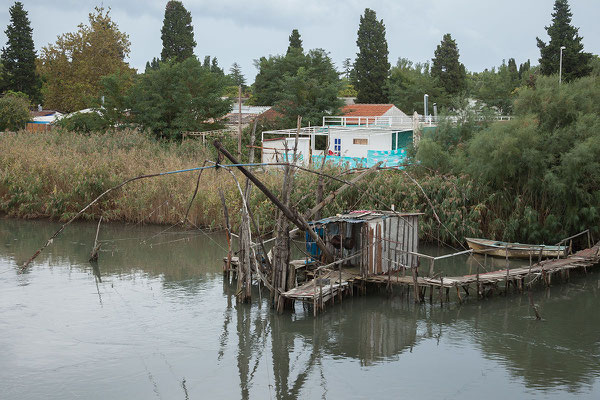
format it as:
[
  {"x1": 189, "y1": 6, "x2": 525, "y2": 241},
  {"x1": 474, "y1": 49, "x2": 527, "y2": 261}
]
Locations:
[
  {"x1": 287, "y1": 29, "x2": 303, "y2": 54},
  {"x1": 342, "y1": 58, "x2": 352, "y2": 79},
  {"x1": 431, "y1": 33, "x2": 466, "y2": 95},
  {"x1": 1, "y1": 2, "x2": 40, "y2": 101},
  {"x1": 536, "y1": 0, "x2": 592, "y2": 81},
  {"x1": 229, "y1": 62, "x2": 246, "y2": 88},
  {"x1": 354, "y1": 8, "x2": 390, "y2": 103},
  {"x1": 507, "y1": 58, "x2": 519, "y2": 86},
  {"x1": 160, "y1": 1, "x2": 196, "y2": 62},
  {"x1": 145, "y1": 57, "x2": 160, "y2": 72},
  {"x1": 518, "y1": 60, "x2": 531, "y2": 79}
]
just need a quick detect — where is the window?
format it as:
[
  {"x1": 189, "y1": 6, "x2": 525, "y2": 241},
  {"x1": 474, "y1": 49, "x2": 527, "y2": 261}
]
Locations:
[
  {"x1": 353, "y1": 138, "x2": 368, "y2": 145},
  {"x1": 392, "y1": 132, "x2": 397, "y2": 150},
  {"x1": 334, "y1": 138, "x2": 341, "y2": 156}
]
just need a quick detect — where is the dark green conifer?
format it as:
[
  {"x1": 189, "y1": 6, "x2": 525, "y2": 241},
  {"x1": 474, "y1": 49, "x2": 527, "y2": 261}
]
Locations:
[
  {"x1": 1, "y1": 2, "x2": 40, "y2": 101},
  {"x1": 536, "y1": 0, "x2": 592, "y2": 81},
  {"x1": 431, "y1": 33, "x2": 466, "y2": 95},
  {"x1": 353, "y1": 8, "x2": 390, "y2": 103},
  {"x1": 287, "y1": 29, "x2": 303, "y2": 54},
  {"x1": 160, "y1": 1, "x2": 196, "y2": 62}
]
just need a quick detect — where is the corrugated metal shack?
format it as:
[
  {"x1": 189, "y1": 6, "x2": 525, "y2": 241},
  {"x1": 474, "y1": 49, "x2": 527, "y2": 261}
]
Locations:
[{"x1": 305, "y1": 211, "x2": 422, "y2": 277}]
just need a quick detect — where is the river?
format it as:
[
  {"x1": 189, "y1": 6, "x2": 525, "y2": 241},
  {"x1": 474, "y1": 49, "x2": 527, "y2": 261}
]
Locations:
[{"x1": 1, "y1": 219, "x2": 599, "y2": 399}]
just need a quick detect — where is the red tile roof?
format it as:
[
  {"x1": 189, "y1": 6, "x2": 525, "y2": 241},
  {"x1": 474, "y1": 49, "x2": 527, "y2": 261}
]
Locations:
[{"x1": 341, "y1": 104, "x2": 395, "y2": 117}]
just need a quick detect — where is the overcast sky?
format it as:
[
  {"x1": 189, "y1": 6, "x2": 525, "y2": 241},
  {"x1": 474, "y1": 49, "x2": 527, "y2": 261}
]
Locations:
[{"x1": 1, "y1": 0, "x2": 599, "y2": 82}]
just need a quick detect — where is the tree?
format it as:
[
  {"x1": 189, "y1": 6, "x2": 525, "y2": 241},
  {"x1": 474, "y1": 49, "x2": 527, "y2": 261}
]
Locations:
[
  {"x1": 98, "y1": 69, "x2": 135, "y2": 126},
  {"x1": 252, "y1": 40, "x2": 342, "y2": 126},
  {"x1": 431, "y1": 33, "x2": 466, "y2": 96},
  {"x1": 275, "y1": 49, "x2": 344, "y2": 126},
  {"x1": 387, "y1": 58, "x2": 446, "y2": 114},
  {"x1": 1, "y1": 2, "x2": 40, "y2": 101},
  {"x1": 129, "y1": 57, "x2": 231, "y2": 139},
  {"x1": 518, "y1": 59, "x2": 531, "y2": 79},
  {"x1": 38, "y1": 7, "x2": 131, "y2": 112},
  {"x1": 0, "y1": 90, "x2": 30, "y2": 131},
  {"x1": 287, "y1": 29, "x2": 303, "y2": 54},
  {"x1": 228, "y1": 62, "x2": 246, "y2": 88},
  {"x1": 145, "y1": 57, "x2": 160, "y2": 72},
  {"x1": 161, "y1": 1, "x2": 196, "y2": 62},
  {"x1": 342, "y1": 58, "x2": 352, "y2": 80},
  {"x1": 537, "y1": 0, "x2": 592, "y2": 81},
  {"x1": 354, "y1": 8, "x2": 390, "y2": 103}
]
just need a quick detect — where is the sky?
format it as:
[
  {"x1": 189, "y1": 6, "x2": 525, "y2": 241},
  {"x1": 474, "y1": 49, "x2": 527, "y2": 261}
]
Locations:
[{"x1": 1, "y1": 0, "x2": 599, "y2": 83}]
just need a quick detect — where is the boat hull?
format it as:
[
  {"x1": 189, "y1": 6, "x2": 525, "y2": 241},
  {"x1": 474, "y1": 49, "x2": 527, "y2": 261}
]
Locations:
[{"x1": 465, "y1": 238, "x2": 567, "y2": 259}]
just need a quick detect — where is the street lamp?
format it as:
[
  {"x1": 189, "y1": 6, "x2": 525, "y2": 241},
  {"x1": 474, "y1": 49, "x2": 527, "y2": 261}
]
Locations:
[{"x1": 559, "y1": 46, "x2": 566, "y2": 84}]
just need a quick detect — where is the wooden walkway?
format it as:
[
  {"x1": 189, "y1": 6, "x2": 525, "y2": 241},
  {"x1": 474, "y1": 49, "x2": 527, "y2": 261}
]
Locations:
[{"x1": 279, "y1": 243, "x2": 600, "y2": 309}]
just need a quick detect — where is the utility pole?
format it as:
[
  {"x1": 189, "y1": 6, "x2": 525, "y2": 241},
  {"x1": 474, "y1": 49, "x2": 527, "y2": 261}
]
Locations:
[
  {"x1": 559, "y1": 46, "x2": 566, "y2": 85},
  {"x1": 237, "y1": 85, "x2": 242, "y2": 159}
]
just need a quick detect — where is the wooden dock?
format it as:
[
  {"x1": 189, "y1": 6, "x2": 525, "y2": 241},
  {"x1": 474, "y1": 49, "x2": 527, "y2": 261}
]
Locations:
[{"x1": 278, "y1": 243, "x2": 600, "y2": 311}]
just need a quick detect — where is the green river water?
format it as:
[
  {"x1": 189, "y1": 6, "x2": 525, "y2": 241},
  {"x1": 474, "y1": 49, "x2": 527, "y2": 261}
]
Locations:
[{"x1": 1, "y1": 218, "x2": 599, "y2": 399}]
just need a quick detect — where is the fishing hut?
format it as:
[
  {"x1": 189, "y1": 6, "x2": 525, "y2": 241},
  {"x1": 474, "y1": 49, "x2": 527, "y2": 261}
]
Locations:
[
  {"x1": 304, "y1": 211, "x2": 421, "y2": 276},
  {"x1": 281, "y1": 211, "x2": 423, "y2": 313}
]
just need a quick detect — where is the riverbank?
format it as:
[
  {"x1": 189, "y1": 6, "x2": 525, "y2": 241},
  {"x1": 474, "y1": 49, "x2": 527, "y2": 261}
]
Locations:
[{"x1": 1, "y1": 129, "x2": 486, "y2": 244}]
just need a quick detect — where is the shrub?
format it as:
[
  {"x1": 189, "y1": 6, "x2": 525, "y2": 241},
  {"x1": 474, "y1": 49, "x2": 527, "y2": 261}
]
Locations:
[{"x1": 0, "y1": 91, "x2": 30, "y2": 131}]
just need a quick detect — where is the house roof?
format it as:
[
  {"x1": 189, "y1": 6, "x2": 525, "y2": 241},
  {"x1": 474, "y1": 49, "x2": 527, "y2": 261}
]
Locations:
[{"x1": 341, "y1": 104, "x2": 396, "y2": 117}]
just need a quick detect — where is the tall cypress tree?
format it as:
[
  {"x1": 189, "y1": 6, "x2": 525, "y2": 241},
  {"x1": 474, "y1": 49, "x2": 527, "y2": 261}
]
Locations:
[
  {"x1": 354, "y1": 8, "x2": 390, "y2": 104},
  {"x1": 536, "y1": 0, "x2": 592, "y2": 81},
  {"x1": 1, "y1": 2, "x2": 40, "y2": 101},
  {"x1": 160, "y1": 1, "x2": 196, "y2": 62},
  {"x1": 287, "y1": 29, "x2": 303, "y2": 54},
  {"x1": 431, "y1": 33, "x2": 466, "y2": 95}
]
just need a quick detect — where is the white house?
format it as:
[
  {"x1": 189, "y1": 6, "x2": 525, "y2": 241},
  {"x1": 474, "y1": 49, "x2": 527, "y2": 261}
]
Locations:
[{"x1": 261, "y1": 104, "x2": 415, "y2": 168}]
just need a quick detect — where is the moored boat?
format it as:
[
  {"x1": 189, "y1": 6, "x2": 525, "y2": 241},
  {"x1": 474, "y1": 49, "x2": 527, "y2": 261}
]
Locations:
[{"x1": 465, "y1": 237, "x2": 567, "y2": 259}]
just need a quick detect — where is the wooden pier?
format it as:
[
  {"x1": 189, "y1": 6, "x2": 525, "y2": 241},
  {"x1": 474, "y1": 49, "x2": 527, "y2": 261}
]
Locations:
[{"x1": 272, "y1": 242, "x2": 600, "y2": 313}]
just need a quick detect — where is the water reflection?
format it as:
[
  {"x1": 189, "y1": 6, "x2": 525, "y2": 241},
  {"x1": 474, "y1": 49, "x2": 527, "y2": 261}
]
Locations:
[{"x1": 1, "y1": 218, "x2": 599, "y2": 399}]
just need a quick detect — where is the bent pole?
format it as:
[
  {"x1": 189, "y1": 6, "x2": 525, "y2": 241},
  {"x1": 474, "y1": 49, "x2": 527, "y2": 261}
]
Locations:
[{"x1": 213, "y1": 140, "x2": 334, "y2": 263}]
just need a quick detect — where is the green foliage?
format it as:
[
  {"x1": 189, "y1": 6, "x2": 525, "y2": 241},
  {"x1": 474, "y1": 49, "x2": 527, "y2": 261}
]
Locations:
[
  {"x1": 228, "y1": 62, "x2": 246, "y2": 88},
  {"x1": 432, "y1": 33, "x2": 466, "y2": 96},
  {"x1": 129, "y1": 57, "x2": 231, "y2": 139},
  {"x1": 416, "y1": 74, "x2": 600, "y2": 243},
  {"x1": 160, "y1": 1, "x2": 196, "y2": 62},
  {"x1": 338, "y1": 78, "x2": 357, "y2": 97},
  {"x1": 287, "y1": 29, "x2": 303, "y2": 54},
  {"x1": 536, "y1": 0, "x2": 592, "y2": 81},
  {"x1": 145, "y1": 57, "x2": 160, "y2": 72},
  {"x1": 38, "y1": 7, "x2": 131, "y2": 112},
  {"x1": 97, "y1": 69, "x2": 135, "y2": 126},
  {"x1": 468, "y1": 59, "x2": 522, "y2": 114},
  {"x1": 387, "y1": 58, "x2": 447, "y2": 114},
  {"x1": 354, "y1": 8, "x2": 390, "y2": 103},
  {"x1": 0, "y1": 2, "x2": 41, "y2": 102},
  {"x1": 0, "y1": 90, "x2": 30, "y2": 131},
  {"x1": 252, "y1": 41, "x2": 342, "y2": 127},
  {"x1": 55, "y1": 111, "x2": 109, "y2": 133}
]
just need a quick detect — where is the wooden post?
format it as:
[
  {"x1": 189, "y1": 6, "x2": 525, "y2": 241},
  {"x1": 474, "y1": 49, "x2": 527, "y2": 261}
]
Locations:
[
  {"x1": 476, "y1": 264, "x2": 480, "y2": 298},
  {"x1": 89, "y1": 216, "x2": 103, "y2": 262},
  {"x1": 213, "y1": 140, "x2": 334, "y2": 263},
  {"x1": 219, "y1": 189, "x2": 232, "y2": 276},
  {"x1": 249, "y1": 118, "x2": 257, "y2": 164},
  {"x1": 428, "y1": 258, "x2": 435, "y2": 277},
  {"x1": 411, "y1": 258, "x2": 420, "y2": 303},
  {"x1": 505, "y1": 245, "x2": 510, "y2": 294}
]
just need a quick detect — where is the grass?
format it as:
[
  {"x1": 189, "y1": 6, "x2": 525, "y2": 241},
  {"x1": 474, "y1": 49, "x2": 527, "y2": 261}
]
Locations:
[{"x1": 0, "y1": 129, "x2": 484, "y2": 244}]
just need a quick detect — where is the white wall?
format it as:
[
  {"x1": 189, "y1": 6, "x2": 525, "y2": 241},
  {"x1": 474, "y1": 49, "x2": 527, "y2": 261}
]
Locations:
[
  {"x1": 327, "y1": 131, "x2": 393, "y2": 158},
  {"x1": 261, "y1": 137, "x2": 311, "y2": 166}
]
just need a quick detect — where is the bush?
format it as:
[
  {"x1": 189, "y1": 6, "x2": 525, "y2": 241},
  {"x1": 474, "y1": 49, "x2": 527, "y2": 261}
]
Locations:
[
  {"x1": 56, "y1": 111, "x2": 109, "y2": 133},
  {"x1": 0, "y1": 91, "x2": 30, "y2": 131}
]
